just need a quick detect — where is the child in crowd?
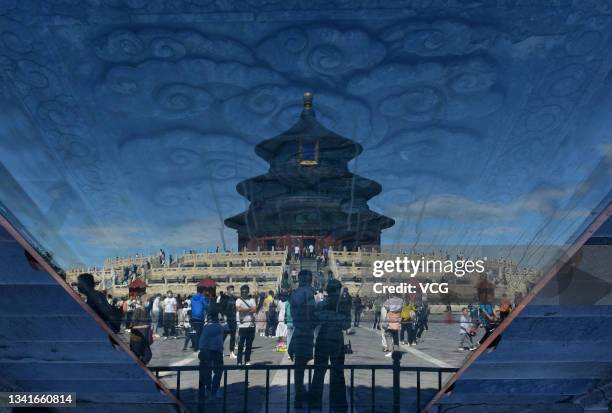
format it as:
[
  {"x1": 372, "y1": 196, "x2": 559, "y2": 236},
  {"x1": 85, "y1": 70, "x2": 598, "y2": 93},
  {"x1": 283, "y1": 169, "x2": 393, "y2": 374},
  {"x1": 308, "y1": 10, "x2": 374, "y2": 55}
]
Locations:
[
  {"x1": 178, "y1": 302, "x2": 190, "y2": 334},
  {"x1": 182, "y1": 309, "x2": 195, "y2": 351},
  {"x1": 459, "y1": 307, "x2": 476, "y2": 351}
]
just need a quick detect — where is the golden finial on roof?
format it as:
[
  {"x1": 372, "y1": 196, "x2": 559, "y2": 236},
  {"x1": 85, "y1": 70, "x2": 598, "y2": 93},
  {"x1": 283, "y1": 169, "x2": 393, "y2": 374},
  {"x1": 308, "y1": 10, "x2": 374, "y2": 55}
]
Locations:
[{"x1": 303, "y1": 92, "x2": 313, "y2": 110}]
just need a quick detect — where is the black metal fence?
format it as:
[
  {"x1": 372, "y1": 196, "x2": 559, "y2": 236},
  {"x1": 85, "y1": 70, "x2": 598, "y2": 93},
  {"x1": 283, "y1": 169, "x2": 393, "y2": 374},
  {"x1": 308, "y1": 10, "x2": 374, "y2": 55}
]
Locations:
[{"x1": 150, "y1": 352, "x2": 457, "y2": 413}]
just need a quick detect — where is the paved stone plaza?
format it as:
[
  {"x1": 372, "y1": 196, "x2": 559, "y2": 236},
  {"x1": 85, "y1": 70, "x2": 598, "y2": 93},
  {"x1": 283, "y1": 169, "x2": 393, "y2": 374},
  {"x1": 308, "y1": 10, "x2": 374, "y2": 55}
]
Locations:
[{"x1": 149, "y1": 312, "x2": 477, "y2": 412}]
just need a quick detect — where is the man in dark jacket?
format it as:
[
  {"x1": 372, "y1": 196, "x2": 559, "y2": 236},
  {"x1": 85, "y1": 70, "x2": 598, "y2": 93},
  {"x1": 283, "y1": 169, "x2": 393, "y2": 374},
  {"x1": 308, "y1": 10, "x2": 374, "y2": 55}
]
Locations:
[
  {"x1": 416, "y1": 302, "x2": 430, "y2": 339},
  {"x1": 289, "y1": 270, "x2": 316, "y2": 408},
  {"x1": 77, "y1": 273, "x2": 121, "y2": 333},
  {"x1": 353, "y1": 294, "x2": 363, "y2": 327},
  {"x1": 310, "y1": 279, "x2": 348, "y2": 412},
  {"x1": 218, "y1": 285, "x2": 237, "y2": 359},
  {"x1": 340, "y1": 288, "x2": 353, "y2": 331}
]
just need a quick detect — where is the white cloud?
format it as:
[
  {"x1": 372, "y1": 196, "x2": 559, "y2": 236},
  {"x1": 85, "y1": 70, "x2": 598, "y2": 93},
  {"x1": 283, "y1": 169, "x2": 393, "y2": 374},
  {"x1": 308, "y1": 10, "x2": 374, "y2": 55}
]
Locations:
[
  {"x1": 481, "y1": 226, "x2": 517, "y2": 235},
  {"x1": 65, "y1": 217, "x2": 234, "y2": 252},
  {"x1": 391, "y1": 195, "x2": 505, "y2": 222},
  {"x1": 390, "y1": 186, "x2": 586, "y2": 224},
  {"x1": 66, "y1": 224, "x2": 147, "y2": 249}
]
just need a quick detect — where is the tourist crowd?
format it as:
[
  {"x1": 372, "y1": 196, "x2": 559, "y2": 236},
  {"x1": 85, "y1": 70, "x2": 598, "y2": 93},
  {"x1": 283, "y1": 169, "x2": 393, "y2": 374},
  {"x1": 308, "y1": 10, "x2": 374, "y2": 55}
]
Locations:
[
  {"x1": 371, "y1": 296, "x2": 431, "y2": 356},
  {"x1": 76, "y1": 269, "x2": 512, "y2": 412},
  {"x1": 77, "y1": 270, "x2": 363, "y2": 411}
]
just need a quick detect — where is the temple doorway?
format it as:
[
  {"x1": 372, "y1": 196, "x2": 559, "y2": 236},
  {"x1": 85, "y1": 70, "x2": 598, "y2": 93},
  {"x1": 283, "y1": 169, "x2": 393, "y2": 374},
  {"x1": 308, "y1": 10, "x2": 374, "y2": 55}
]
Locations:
[{"x1": 266, "y1": 239, "x2": 276, "y2": 251}]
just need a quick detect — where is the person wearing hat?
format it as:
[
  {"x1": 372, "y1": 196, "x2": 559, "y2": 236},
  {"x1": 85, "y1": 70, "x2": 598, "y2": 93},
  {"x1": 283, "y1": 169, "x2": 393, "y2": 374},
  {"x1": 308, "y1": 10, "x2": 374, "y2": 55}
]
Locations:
[
  {"x1": 310, "y1": 279, "x2": 349, "y2": 412},
  {"x1": 235, "y1": 285, "x2": 256, "y2": 365},
  {"x1": 289, "y1": 270, "x2": 316, "y2": 408},
  {"x1": 129, "y1": 302, "x2": 153, "y2": 365}
]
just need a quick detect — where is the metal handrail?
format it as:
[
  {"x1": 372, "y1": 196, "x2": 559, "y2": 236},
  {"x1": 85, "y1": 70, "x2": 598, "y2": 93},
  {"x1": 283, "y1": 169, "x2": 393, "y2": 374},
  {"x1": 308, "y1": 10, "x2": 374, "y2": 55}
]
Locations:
[
  {"x1": 149, "y1": 355, "x2": 458, "y2": 413},
  {"x1": 150, "y1": 364, "x2": 457, "y2": 373}
]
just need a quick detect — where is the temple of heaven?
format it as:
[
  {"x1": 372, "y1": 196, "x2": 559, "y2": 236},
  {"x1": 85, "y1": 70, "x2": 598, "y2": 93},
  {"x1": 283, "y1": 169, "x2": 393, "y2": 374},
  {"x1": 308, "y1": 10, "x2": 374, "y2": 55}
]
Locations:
[{"x1": 225, "y1": 93, "x2": 394, "y2": 252}]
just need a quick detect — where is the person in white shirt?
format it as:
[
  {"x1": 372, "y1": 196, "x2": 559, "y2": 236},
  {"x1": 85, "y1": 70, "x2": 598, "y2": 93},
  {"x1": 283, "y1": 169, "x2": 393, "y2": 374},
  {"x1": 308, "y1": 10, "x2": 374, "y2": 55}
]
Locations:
[
  {"x1": 308, "y1": 244, "x2": 314, "y2": 257},
  {"x1": 178, "y1": 301, "x2": 189, "y2": 331},
  {"x1": 235, "y1": 285, "x2": 256, "y2": 365},
  {"x1": 459, "y1": 307, "x2": 475, "y2": 351},
  {"x1": 162, "y1": 290, "x2": 177, "y2": 338},
  {"x1": 294, "y1": 245, "x2": 300, "y2": 260},
  {"x1": 275, "y1": 295, "x2": 288, "y2": 351},
  {"x1": 151, "y1": 295, "x2": 160, "y2": 329},
  {"x1": 182, "y1": 307, "x2": 195, "y2": 351}
]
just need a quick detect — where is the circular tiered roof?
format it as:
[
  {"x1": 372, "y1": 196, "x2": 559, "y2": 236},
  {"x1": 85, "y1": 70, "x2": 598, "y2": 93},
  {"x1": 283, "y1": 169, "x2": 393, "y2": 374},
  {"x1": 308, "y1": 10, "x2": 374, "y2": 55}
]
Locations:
[{"x1": 224, "y1": 93, "x2": 394, "y2": 246}]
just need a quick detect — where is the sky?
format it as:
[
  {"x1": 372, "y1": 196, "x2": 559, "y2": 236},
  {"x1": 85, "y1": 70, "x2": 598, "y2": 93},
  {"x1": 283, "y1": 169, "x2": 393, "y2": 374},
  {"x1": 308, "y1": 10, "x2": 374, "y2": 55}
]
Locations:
[{"x1": 0, "y1": 3, "x2": 611, "y2": 268}]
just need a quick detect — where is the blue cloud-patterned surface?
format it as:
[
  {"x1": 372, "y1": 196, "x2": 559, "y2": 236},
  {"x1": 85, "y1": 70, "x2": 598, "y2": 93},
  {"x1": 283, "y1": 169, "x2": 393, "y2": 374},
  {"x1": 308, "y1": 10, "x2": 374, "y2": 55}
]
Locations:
[{"x1": 0, "y1": 0, "x2": 610, "y2": 266}]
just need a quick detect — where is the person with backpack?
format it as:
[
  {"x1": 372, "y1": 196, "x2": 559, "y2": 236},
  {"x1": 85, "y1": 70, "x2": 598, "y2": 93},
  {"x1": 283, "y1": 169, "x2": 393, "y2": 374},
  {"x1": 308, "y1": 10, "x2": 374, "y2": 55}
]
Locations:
[
  {"x1": 191, "y1": 286, "x2": 209, "y2": 350},
  {"x1": 235, "y1": 285, "x2": 256, "y2": 365},
  {"x1": 383, "y1": 294, "x2": 403, "y2": 357},
  {"x1": 400, "y1": 301, "x2": 415, "y2": 345},
  {"x1": 478, "y1": 297, "x2": 498, "y2": 345}
]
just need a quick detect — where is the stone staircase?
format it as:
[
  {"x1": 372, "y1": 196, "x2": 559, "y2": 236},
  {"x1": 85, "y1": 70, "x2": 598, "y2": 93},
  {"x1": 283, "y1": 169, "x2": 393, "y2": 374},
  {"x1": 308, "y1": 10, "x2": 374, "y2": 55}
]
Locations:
[
  {"x1": 432, "y1": 307, "x2": 612, "y2": 412},
  {"x1": 0, "y1": 220, "x2": 183, "y2": 412},
  {"x1": 282, "y1": 257, "x2": 329, "y2": 291},
  {"x1": 430, "y1": 240, "x2": 612, "y2": 413},
  {"x1": 300, "y1": 257, "x2": 319, "y2": 272}
]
